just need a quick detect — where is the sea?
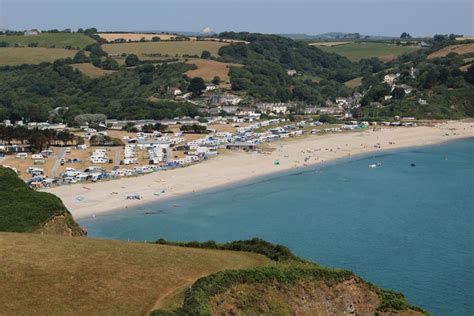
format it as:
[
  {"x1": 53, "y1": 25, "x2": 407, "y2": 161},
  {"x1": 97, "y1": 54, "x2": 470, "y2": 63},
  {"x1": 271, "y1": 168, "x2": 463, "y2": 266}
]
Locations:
[{"x1": 79, "y1": 138, "x2": 474, "y2": 315}]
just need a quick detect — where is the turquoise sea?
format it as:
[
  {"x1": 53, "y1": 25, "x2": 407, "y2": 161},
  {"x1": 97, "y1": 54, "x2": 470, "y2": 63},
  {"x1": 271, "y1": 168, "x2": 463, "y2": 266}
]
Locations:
[{"x1": 79, "y1": 138, "x2": 474, "y2": 315}]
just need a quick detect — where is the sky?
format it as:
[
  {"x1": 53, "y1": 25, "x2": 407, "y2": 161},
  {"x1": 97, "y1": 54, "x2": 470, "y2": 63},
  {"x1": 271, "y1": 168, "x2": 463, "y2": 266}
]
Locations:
[{"x1": 0, "y1": 0, "x2": 473, "y2": 37}]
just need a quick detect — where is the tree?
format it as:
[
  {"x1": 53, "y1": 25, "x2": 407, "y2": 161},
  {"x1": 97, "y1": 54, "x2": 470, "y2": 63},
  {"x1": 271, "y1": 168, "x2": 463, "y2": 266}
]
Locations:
[
  {"x1": 73, "y1": 50, "x2": 90, "y2": 63},
  {"x1": 187, "y1": 77, "x2": 206, "y2": 96},
  {"x1": 465, "y1": 65, "x2": 474, "y2": 84},
  {"x1": 125, "y1": 54, "x2": 139, "y2": 67},
  {"x1": 391, "y1": 87, "x2": 406, "y2": 100},
  {"x1": 139, "y1": 72, "x2": 153, "y2": 85},
  {"x1": 400, "y1": 32, "x2": 412, "y2": 39},
  {"x1": 28, "y1": 131, "x2": 48, "y2": 152},
  {"x1": 101, "y1": 57, "x2": 119, "y2": 70},
  {"x1": 200, "y1": 50, "x2": 211, "y2": 59},
  {"x1": 212, "y1": 76, "x2": 221, "y2": 85}
]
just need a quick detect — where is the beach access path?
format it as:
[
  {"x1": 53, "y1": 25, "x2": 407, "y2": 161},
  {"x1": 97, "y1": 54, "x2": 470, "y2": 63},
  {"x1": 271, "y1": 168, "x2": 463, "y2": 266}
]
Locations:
[{"x1": 46, "y1": 121, "x2": 474, "y2": 219}]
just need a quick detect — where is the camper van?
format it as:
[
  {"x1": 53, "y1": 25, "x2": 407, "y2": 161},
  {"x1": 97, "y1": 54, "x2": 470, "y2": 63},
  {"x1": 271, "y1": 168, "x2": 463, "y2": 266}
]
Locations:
[{"x1": 16, "y1": 153, "x2": 28, "y2": 159}]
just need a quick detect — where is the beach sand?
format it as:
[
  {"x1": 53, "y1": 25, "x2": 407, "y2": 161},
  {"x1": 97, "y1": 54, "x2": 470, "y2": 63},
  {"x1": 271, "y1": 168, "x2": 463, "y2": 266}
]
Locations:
[{"x1": 45, "y1": 121, "x2": 474, "y2": 219}]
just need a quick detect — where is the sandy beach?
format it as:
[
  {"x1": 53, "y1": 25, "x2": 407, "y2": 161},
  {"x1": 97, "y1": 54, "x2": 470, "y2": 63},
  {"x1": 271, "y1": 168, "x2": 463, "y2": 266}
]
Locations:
[{"x1": 46, "y1": 121, "x2": 474, "y2": 219}]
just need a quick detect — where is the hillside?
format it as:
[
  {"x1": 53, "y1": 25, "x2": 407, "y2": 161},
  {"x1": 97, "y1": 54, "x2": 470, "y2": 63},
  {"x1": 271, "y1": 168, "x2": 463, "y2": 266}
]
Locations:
[
  {"x1": 428, "y1": 43, "x2": 474, "y2": 59},
  {"x1": 0, "y1": 166, "x2": 84, "y2": 235},
  {"x1": 0, "y1": 232, "x2": 269, "y2": 315},
  {"x1": 316, "y1": 41, "x2": 419, "y2": 61},
  {"x1": 0, "y1": 33, "x2": 96, "y2": 49}
]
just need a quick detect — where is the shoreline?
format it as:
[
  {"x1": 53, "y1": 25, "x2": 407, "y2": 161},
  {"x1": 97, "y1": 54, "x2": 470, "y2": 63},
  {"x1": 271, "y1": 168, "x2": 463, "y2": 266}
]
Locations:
[{"x1": 45, "y1": 121, "x2": 474, "y2": 219}]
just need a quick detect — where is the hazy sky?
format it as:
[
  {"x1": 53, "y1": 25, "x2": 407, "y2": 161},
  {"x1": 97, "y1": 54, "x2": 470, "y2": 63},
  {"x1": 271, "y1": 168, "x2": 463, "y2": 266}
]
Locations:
[{"x1": 1, "y1": 0, "x2": 473, "y2": 36}]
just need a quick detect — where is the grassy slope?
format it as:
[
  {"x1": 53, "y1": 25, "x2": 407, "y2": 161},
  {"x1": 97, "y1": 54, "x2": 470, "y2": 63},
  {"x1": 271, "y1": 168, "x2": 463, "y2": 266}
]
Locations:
[
  {"x1": 102, "y1": 41, "x2": 228, "y2": 57},
  {"x1": 319, "y1": 42, "x2": 418, "y2": 61},
  {"x1": 0, "y1": 232, "x2": 269, "y2": 315},
  {"x1": 0, "y1": 33, "x2": 96, "y2": 49},
  {"x1": 428, "y1": 43, "x2": 474, "y2": 59},
  {"x1": 0, "y1": 166, "x2": 83, "y2": 235},
  {"x1": 0, "y1": 47, "x2": 77, "y2": 65}
]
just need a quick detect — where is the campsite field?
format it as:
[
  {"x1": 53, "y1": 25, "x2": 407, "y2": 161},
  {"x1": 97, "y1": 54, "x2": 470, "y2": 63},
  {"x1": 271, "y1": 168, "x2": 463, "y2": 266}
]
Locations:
[
  {"x1": 0, "y1": 47, "x2": 77, "y2": 65},
  {"x1": 185, "y1": 58, "x2": 242, "y2": 82},
  {"x1": 0, "y1": 33, "x2": 95, "y2": 49},
  {"x1": 71, "y1": 63, "x2": 116, "y2": 78},
  {"x1": 0, "y1": 232, "x2": 269, "y2": 315},
  {"x1": 103, "y1": 41, "x2": 228, "y2": 58},
  {"x1": 428, "y1": 43, "x2": 474, "y2": 59},
  {"x1": 316, "y1": 42, "x2": 419, "y2": 61}
]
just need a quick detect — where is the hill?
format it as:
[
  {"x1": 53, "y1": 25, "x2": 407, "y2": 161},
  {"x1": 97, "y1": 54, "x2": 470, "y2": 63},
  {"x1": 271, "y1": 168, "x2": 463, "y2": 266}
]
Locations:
[
  {"x1": 0, "y1": 232, "x2": 269, "y2": 315},
  {"x1": 317, "y1": 42, "x2": 419, "y2": 61},
  {"x1": 0, "y1": 166, "x2": 84, "y2": 235},
  {"x1": 150, "y1": 239, "x2": 427, "y2": 315},
  {"x1": 0, "y1": 33, "x2": 96, "y2": 49}
]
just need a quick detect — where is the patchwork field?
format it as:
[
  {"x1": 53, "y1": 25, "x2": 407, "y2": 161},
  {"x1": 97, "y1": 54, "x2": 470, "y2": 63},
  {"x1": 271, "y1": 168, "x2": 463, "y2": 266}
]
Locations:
[
  {"x1": 0, "y1": 47, "x2": 77, "y2": 65},
  {"x1": 0, "y1": 232, "x2": 269, "y2": 315},
  {"x1": 103, "y1": 41, "x2": 228, "y2": 57},
  {"x1": 317, "y1": 42, "x2": 419, "y2": 61},
  {"x1": 98, "y1": 33, "x2": 180, "y2": 42},
  {"x1": 428, "y1": 43, "x2": 474, "y2": 59},
  {"x1": 184, "y1": 58, "x2": 242, "y2": 82},
  {"x1": 71, "y1": 63, "x2": 116, "y2": 78},
  {"x1": 0, "y1": 33, "x2": 96, "y2": 49}
]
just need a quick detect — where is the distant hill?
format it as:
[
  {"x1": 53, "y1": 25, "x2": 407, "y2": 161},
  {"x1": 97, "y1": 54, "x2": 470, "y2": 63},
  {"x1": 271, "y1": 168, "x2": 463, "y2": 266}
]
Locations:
[
  {"x1": 0, "y1": 166, "x2": 85, "y2": 235},
  {"x1": 281, "y1": 32, "x2": 396, "y2": 40}
]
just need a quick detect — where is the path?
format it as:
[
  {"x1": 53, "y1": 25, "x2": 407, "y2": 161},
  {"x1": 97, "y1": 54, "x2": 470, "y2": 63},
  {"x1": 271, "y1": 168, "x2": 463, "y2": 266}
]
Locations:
[{"x1": 112, "y1": 147, "x2": 121, "y2": 167}]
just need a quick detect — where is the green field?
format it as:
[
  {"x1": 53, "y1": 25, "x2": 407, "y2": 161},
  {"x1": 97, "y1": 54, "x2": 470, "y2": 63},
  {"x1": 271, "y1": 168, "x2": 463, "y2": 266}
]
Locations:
[
  {"x1": 344, "y1": 76, "x2": 363, "y2": 88},
  {"x1": 0, "y1": 33, "x2": 95, "y2": 49},
  {"x1": 317, "y1": 42, "x2": 419, "y2": 61},
  {"x1": 103, "y1": 41, "x2": 228, "y2": 58},
  {"x1": 0, "y1": 47, "x2": 77, "y2": 65}
]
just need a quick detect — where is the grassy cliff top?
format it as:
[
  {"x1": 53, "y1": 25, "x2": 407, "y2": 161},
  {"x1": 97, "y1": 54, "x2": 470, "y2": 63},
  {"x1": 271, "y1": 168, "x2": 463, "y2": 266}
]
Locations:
[{"x1": 0, "y1": 232, "x2": 270, "y2": 315}]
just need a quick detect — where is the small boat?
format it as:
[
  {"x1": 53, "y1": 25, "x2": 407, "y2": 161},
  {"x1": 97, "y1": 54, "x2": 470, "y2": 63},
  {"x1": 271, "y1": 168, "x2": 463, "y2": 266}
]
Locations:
[
  {"x1": 369, "y1": 164, "x2": 377, "y2": 168},
  {"x1": 411, "y1": 163, "x2": 416, "y2": 167}
]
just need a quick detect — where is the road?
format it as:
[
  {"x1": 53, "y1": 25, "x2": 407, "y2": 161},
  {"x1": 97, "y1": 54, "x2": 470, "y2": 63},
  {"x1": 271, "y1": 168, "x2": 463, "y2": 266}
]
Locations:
[
  {"x1": 112, "y1": 147, "x2": 121, "y2": 167},
  {"x1": 50, "y1": 147, "x2": 67, "y2": 178}
]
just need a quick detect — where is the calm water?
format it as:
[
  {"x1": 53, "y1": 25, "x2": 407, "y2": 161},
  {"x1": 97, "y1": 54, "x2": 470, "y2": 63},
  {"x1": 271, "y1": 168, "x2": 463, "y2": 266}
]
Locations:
[{"x1": 80, "y1": 139, "x2": 474, "y2": 315}]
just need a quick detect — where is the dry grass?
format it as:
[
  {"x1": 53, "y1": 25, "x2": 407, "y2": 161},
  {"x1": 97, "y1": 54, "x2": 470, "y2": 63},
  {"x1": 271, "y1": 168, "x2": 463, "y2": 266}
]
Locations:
[
  {"x1": 103, "y1": 41, "x2": 228, "y2": 58},
  {"x1": 98, "y1": 33, "x2": 178, "y2": 42},
  {"x1": 428, "y1": 43, "x2": 474, "y2": 59},
  {"x1": 456, "y1": 36, "x2": 474, "y2": 41},
  {"x1": 71, "y1": 63, "x2": 116, "y2": 78},
  {"x1": 0, "y1": 47, "x2": 77, "y2": 65},
  {"x1": 184, "y1": 58, "x2": 242, "y2": 82},
  {"x1": 0, "y1": 232, "x2": 269, "y2": 315}
]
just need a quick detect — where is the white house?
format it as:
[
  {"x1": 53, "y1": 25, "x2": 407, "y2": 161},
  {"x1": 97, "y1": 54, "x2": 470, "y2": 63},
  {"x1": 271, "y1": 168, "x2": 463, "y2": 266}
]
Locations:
[{"x1": 383, "y1": 73, "x2": 400, "y2": 85}]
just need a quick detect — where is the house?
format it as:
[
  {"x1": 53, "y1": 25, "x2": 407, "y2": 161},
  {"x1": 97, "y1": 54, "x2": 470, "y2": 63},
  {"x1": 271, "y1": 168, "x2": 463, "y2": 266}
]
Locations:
[
  {"x1": 383, "y1": 73, "x2": 400, "y2": 85},
  {"x1": 418, "y1": 98, "x2": 428, "y2": 105},
  {"x1": 221, "y1": 105, "x2": 238, "y2": 114},
  {"x1": 167, "y1": 87, "x2": 182, "y2": 96},
  {"x1": 24, "y1": 29, "x2": 41, "y2": 36},
  {"x1": 205, "y1": 84, "x2": 216, "y2": 92},
  {"x1": 208, "y1": 94, "x2": 242, "y2": 105},
  {"x1": 287, "y1": 69, "x2": 297, "y2": 76},
  {"x1": 256, "y1": 102, "x2": 292, "y2": 114}
]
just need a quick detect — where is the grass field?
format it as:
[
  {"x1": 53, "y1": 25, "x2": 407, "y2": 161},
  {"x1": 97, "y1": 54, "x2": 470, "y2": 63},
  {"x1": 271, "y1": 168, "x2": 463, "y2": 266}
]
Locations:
[
  {"x1": 103, "y1": 41, "x2": 228, "y2": 58},
  {"x1": 185, "y1": 58, "x2": 242, "y2": 82},
  {"x1": 71, "y1": 63, "x2": 116, "y2": 78},
  {"x1": 317, "y1": 42, "x2": 419, "y2": 61},
  {"x1": 309, "y1": 41, "x2": 352, "y2": 47},
  {"x1": 98, "y1": 33, "x2": 179, "y2": 42},
  {"x1": 0, "y1": 47, "x2": 77, "y2": 65},
  {"x1": 0, "y1": 232, "x2": 269, "y2": 315},
  {"x1": 0, "y1": 33, "x2": 95, "y2": 49},
  {"x1": 344, "y1": 76, "x2": 363, "y2": 88},
  {"x1": 428, "y1": 43, "x2": 474, "y2": 59}
]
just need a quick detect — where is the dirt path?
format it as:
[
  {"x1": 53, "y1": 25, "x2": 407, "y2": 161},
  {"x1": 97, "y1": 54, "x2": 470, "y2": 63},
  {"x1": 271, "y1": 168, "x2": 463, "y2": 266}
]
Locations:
[{"x1": 50, "y1": 147, "x2": 67, "y2": 178}]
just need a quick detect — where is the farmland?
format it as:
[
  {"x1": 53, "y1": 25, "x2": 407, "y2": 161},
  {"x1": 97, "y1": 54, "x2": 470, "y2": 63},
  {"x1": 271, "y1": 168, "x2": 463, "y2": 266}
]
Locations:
[
  {"x1": 71, "y1": 63, "x2": 116, "y2": 78},
  {"x1": 184, "y1": 58, "x2": 242, "y2": 82},
  {"x1": 309, "y1": 41, "x2": 352, "y2": 47},
  {"x1": 0, "y1": 232, "x2": 269, "y2": 315},
  {"x1": 0, "y1": 33, "x2": 95, "y2": 49},
  {"x1": 98, "y1": 33, "x2": 181, "y2": 42},
  {"x1": 103, "y1": 41, "x2": 228, "y2": 58},
  {"x1": 316, "y1": 42, "x2": 419, "y2": 61},
  {"x1": 0, "y1": 47, "x2": 77, "y2": 65},
  {"x1": 428, "y1": 43, "x2": 474, "y2": 59}
]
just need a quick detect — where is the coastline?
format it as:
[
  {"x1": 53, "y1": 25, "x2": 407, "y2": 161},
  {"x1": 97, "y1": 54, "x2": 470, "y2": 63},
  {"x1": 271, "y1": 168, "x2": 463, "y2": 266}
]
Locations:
[{"x1": 45, "y1": 121, "x2": 474, "y2": 219}]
